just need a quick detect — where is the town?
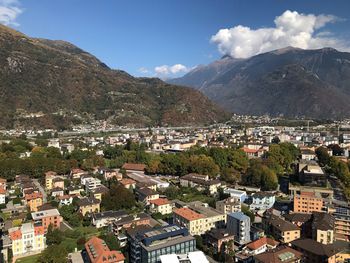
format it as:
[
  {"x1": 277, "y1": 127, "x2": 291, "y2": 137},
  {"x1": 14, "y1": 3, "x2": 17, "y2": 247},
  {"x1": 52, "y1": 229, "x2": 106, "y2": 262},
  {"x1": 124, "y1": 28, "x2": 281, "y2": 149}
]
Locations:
[{"x1": 0, "y1": 120, "x2": 349, "y2": 263}]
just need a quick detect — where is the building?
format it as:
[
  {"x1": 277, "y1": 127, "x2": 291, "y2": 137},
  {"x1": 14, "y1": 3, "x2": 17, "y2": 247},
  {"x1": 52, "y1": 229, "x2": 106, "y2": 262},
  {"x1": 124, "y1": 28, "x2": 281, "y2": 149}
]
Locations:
[
  {"x1": 293, "y1": 191, "x2": 324, "y2": 213},
  {"x1": 45, "y1": 171, "x2": 65, "y2": 191},
  {"x1": 92, "y1": 210, "x2": 128, "y2": 228},
  {"x1": 159, "y1": 251, "x2": 208, "y2": 263},
  {"x1": 216, "y1": 197, "x2": 241, "y2": 214},
  {"x1": 249, "y1": 192, "x2": 275, "y2": 211},
  {"x1": 85, "y1": 177, "x2": 102, "y2": 193},
  {"x1": 173, "y1": 201, "x2": 226, "y2": 236},
  {"x1": 244, "y1": 236, "x2": 279, "y2": 255},
  {"x1": 291, "y1": 238, "x2": 342, "y2": 263},
  {"x1": 0, "y1": 187, "x2": 6, "y2": 204},
  {"x1": 127, "y1": 225, "x2": 196, "y2": 263},
  {"x1": 25, "y1": 192, "x2": 43, "y2": 212},
  {"x1": 179, "y1": 173, "x2": 221, "y2": 195},
  {"x1": 122, "y1": 163, "x2": 146, "y2": 172},
  {"x1": 78, "y1": 197, "x2": 100, "y2": 216},
  {"x1": 9, "y1": 222, "x2": 46, "y2": 256},
  {"x1": 149, "y1": 198, "x2": 172, "y2": 215},
  {"x1": 331, "y1": 203, "x2": 350, "y2": 242},
  {"x1": 224, "y1": 188, "x2": 247, "y2": 202},
  {"x1": 0, "y1": 177, "x2": 7, "y2": 190},
  {"x1": 111, "y1": 212, "x2": 151, "y2": 233},
  {"x1": 85, "y1": 236, "x2": 124, "y2": 263},
  {"x1": 289, "y1": 184, "x2": 333, "y2": 199},
  {"x1": 254, "y1": 245, "x2": 303, "y2": 263},
  {"x1": 300, "y1": 148, "x2": 316, "y2": 161},
  {"x1": 31, "y1": 208, "x2": 62, "y2": 230},
  {"x1": 70, "y1": 168, "x2": 88, "y2": 180},
  {"x1": 120, "y1": 178, "x2": 136, "y2": 190},
  {"x1": 135, "y1": 187, "x2": 159, "y2": 204},
  {"x1": 205, "y1": 228, "x2": 234, "y2": 254},
  {"x1": 58, "y1": 195, "x2": 74, "y2": 206},
  {"x1": 309, "y1": 212, "x2": 335, "y2": 245},
  {"x1": 262, "y1": 213, "x2": 300, "y2": 243},
  {"x1": 297, "y1": 161, "x2": 327, "y2": 187},
  {"x1": 227, "y1": 212, "x2": 250, "y2": 245},
  {"x1": 98, "y1": 168, "x2": 122, "y2": 181}
]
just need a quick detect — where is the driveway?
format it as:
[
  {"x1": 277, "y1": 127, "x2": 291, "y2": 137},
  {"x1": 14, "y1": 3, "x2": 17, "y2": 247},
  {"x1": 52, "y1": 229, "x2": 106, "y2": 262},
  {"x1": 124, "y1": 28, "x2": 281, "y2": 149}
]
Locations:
[{"x1": 33, "y1": 179, "x2": 47, "y2": 203}]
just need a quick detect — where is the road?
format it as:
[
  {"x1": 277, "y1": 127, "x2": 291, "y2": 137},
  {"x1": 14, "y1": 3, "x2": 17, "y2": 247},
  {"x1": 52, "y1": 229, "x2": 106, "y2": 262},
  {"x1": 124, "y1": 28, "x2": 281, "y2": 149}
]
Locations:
[{"x1": 33, "y1": 179, "x2": 47, "y2": 203}]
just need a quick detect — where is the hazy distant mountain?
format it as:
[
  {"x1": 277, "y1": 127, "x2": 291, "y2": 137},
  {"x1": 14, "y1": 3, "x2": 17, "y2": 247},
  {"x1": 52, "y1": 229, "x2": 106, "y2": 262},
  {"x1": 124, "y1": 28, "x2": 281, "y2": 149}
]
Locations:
[
  {"x1": 0, "y1": 24, "x2": 229, "y2": 129},
  {"x1": 169, "y1": 47, "x2": 350, "y2": 119}
]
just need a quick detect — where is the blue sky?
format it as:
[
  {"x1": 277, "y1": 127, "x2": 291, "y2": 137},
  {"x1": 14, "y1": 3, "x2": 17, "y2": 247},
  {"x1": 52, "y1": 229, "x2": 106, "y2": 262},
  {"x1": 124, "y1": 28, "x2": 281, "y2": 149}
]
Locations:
[{"x1": 1, "y1": 0, "x2": 350, "y2": 78}]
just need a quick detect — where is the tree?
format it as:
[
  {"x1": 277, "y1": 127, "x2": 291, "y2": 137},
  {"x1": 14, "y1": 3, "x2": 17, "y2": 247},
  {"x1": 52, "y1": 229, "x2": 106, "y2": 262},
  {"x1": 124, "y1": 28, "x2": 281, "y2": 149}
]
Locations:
[
  {"x1": 99, "y1": 233, "x2": 121, "y2": 251},
  {"x1": 37, "y1": 245, "x2": 68, "y2": 263},
  {"x1": 101, "y1": 183, "x2": 136, "y2": 211},
  {"x1": 46, "y1": 224, "x2": 63, "y2": 245},
  {"x1": 241, "y1": 204, "x2": 255, "y2": 222},
  {"x1": 316, "y1": 147, "x2": 330, "y2": 166}
]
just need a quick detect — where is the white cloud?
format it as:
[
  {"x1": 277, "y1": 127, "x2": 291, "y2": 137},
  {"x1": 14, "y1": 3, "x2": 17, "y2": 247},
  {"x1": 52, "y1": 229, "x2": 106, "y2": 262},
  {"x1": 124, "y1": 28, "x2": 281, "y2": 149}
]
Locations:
[
  {"x1": 154, "y1": 64, "x2": 190, "y2": 77},
  {"x1": 211, "y1": 10, "x2": 347, "y2": 58},
  {"x1": 138, "y1": 67, "x2": 149, "y2": 74},
  {"x1": 0, "y1": 0, "x2": 23, "y2": 26}
]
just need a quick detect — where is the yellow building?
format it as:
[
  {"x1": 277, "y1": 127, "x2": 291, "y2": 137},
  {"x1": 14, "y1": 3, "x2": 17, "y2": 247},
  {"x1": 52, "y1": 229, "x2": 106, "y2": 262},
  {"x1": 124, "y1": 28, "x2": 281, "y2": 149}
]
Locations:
[
  {"x1": 78, "y1": 197, "x2": 100, "y2": 216},
  {"x1": 45, "y1": 171, "x2": 57, "y2": 190},
  {"x1": 25, "y1": 192, "x2": 43, "y2": 212},
  {"x1": 149, "y1": 198, "x2": 172, "y2": 215},
  {"x1": 173, "y1": 201, "x2": 226, "y2": 236},
  {"x1": 9, "y1": 223, "x2": 46, "y2": 256},
  {"x1": 263, "y1": 213, "x2": 301, "y2": 243}
]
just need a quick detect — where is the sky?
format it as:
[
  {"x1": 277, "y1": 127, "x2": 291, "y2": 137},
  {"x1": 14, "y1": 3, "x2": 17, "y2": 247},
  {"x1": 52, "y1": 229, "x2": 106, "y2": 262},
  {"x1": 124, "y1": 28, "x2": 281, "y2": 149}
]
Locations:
[{"x1": 1, "y1": 0, "x2": 350, "y2": 78}]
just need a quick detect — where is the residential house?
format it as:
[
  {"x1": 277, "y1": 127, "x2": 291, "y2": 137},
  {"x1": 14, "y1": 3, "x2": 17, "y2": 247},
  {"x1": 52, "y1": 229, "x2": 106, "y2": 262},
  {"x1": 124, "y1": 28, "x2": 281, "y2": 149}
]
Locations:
[
  {"x1": 249, "y1": 192, "x2": 275, "y2": 211},
  {"x1": 262, "y1": 213, "x2": 301, "y2": 243},
  {"x1": 58, "y1": 195, "x2": 74, "y2": 206},
  {"x1": 9, "y1": 222, "x2": 46, "y2": 256},
  {"x1": 180, "y1": 173, "x2": 221, "y2": 195},
  {"x1": 85, "y1": 236, "x2": 124, "y2": 263},
  {"x1": 297, "y1": 160, "x2": 327, "y2": 187},
  {"x1": 78, "y1": 197, "x2": 100, "y2": 216},
  {"x1": 120, "y1": 178, "x2": 136, "y2": 190},
  {"x1": 254, "y1": 245, "x2": 303, "y2": 263},
  {"x1": 0, "y1": 177, "x2": 7, "y2": 190},
  {"x1": 135, "y1": 187, "x2": 159, "y2": 204},
  {"x1": 70, "y1": 168, "x2": 88, "y2": 180},
  {"x1": 0, "y1": 187, "x2": 6, "y2": 205},
  {"x1": 25, "y1": 192, "x2": 43, "y2": 212},
  {"x1": 111, "y1": 213, "x2": 151, "y2": 233},
  {"x1": 300, "y1": 148, "x2": 316, "y2": 161},
  {"x1": 98, "y1": 168, "x2": 122, "y2": 181},
  {"x1": 205, "y1": 229, "x2": 234, "y2": 254},
  {"x1": 149, "y1": 198, "x2": 172, "y2": 215},
  {"x1": 291, "y1": 238, "x2": 343, "y2": 263},
  {"x1": 92, "y1": 210, "x2": 129, "y2": 229},
  {"x1": 224, "y1": 188, "x2": 247, "y2": 202},
  {"x1": 51, "y1": 187, "x2": 64, "y2": 197}
]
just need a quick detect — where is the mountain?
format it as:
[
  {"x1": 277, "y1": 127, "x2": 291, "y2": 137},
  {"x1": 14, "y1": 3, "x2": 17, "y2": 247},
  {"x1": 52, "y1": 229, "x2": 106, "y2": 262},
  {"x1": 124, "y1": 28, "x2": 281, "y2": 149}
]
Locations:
[
  {"x1": 0, "y1": 24, "x2": 228, "y2": 129},
  {"x1": 169, "y1": 47, "x2": 350, "y2": 119}
]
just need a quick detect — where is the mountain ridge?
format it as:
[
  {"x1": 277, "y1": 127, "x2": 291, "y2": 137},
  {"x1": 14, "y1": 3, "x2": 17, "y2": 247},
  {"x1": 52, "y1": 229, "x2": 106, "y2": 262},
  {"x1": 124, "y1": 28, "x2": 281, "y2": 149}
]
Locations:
[
  {"x1": 169, "y1": 46, "x2": 350, "y2": 119},
  {"x1": 0, "y1": 24, "x2": 229, "y2": 129}
]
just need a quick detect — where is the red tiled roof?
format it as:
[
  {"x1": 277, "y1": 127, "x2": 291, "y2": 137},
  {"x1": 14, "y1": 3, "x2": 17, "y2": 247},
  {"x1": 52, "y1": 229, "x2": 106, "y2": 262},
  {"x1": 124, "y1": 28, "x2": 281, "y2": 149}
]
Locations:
[
  {"x1": 246, "y1": 237, "x2": 279, "y2": 251},
  {"x1": 0, "y1": 187, "x2": 6, "y2": 194},
  {"x1": 9, "y1": 230, "x2": 22, "y2": 240},
  {"x1": 174, "y1": 207, "x2": 204, "y2": 221},
  {"x1": 122, "y1": 163, "x2": 146, "y2": 171},
  {"x1": 242, "y1": 147, "x2": 259, "y2": 154},
  {"x1": 120, "y1": 178, "x2": 136, "y2": 186},
  {"x1": 85, "y1": 236, "x2": 125, "y2": 263},
  {"x1": 25, "y1": 192, "x2": 43, "y2": 201},
  {"x1": 149, "y1": 198, "x2": 170, "y2": 206},
  {"x1": 35, "y1": 226, "x2": 45, "y2": 236}
]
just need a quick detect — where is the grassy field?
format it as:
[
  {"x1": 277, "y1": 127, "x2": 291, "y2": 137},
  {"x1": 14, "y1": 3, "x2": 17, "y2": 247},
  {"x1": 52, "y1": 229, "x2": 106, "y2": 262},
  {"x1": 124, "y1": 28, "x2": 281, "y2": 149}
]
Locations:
[{"x1": 16, "y1": 254, "x2": 41, "y2": 263}]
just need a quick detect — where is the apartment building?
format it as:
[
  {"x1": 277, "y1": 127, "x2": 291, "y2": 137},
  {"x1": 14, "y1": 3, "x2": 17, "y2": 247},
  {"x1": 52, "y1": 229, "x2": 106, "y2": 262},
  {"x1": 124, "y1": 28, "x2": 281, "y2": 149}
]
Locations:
[
  {"x1": 31, "y1": 208, "x2": 63, "y2": 230},
  {"x1": 78, "y1": 197, "x2": 100, "y2": 216},
  {"x1": 9, "y1": 223, "x2": 46, "y2": 256},
  {"x1": 227, "y1": 212, "x2": 251, "y2": 245},
  {"x1": 254, "y1": 245, "x2": 303, "y2": 263},
  {"x1": 250, "y1": 192, "x2": 276, "y2": 211},
  {"x1": 173, "y1": 201, "x2": 225, "y2": 236},
  {"x1": 128, "y1": 225, "x2": 196, "y2": 263},
  {"x1": 216, "y1": 197, "x2": 241, "y2": 214},
  {"x1": 262, "y1": 213, "x2": 300, "y2": 243},
  {"x1": 333, "y1": 204, "x2": 350, "y2": 242},
  {"x1": 84, "y1": 177, "x2": 102, "y2": 193},
  {"x1": 293, "y1": 191, "x2": 324, "y2": 213}
]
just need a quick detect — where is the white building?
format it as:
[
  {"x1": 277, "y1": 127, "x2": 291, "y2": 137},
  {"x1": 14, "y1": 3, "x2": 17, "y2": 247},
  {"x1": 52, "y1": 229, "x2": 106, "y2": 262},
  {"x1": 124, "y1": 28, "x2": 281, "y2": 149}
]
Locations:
[
  {"x1": 84, "y1": 177, "x2": 102, "y2": 193},
  {"x1": 0, "y1": 188, "x2": 6, "y2": 204}
]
